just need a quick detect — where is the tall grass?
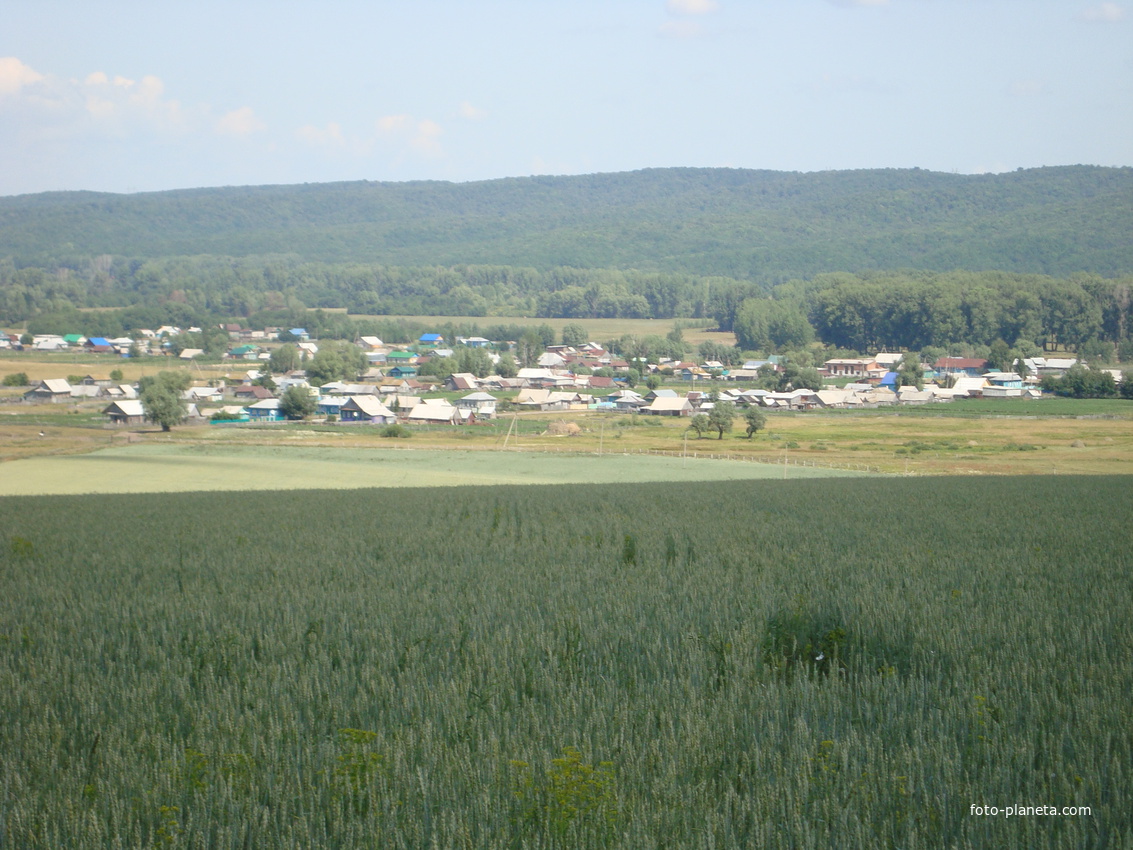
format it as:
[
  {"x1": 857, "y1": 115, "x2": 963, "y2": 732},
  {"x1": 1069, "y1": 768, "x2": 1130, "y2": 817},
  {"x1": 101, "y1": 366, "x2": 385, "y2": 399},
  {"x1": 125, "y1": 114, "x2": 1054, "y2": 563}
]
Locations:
[{"x1": 1, "y1": 476, "x2": 1129, "y2": 847}]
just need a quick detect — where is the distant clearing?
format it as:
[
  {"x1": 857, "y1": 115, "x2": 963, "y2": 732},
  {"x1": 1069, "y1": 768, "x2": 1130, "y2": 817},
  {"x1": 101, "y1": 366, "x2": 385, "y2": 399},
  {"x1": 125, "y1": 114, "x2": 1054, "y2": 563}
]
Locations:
[{"x1": 0, "y1": 444, "x2": 866, "y2": 495}]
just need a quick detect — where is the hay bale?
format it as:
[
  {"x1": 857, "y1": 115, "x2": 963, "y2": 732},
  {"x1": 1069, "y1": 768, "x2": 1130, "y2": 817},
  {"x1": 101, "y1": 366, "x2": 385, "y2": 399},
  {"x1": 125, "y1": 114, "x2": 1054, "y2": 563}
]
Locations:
[
  {"x1": 546, "y1": 420, "x2": 582, "y2": 436},
  {"x1": 1070, "y1": 439, "x2": 1086, "y2": 448}
]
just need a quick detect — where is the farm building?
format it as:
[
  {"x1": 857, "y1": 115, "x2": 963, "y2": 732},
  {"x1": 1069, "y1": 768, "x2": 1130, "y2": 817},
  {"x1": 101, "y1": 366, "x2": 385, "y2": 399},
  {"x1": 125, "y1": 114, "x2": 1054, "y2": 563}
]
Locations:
[
  {"x1": 644, "y1": 396, "x2": 693, "y2": 416},
  {"x1": 24, "y1": 379, "x2": 72, "y2": 403},
  {"x1": 103, "y1": 399, "x2": 146, "y2": 426}
]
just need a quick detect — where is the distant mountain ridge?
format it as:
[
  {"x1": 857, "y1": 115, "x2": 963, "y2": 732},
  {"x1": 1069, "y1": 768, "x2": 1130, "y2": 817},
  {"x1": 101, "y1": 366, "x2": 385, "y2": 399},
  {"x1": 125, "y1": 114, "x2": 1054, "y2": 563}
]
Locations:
[{"x1": 1, "y1": 165, "x2": 1131, "y2": 279}]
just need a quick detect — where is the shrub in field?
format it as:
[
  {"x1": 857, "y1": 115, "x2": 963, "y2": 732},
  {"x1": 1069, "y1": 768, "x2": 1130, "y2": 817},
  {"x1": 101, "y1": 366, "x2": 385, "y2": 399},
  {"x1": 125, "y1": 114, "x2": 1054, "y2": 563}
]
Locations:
[
  {"x1": 380, "y1": 423, "x2": 411, "y2": 438},
  {"x1": 762, "y1": 601, "x2": 850, "y2": 678},
  {"x1": 510, "y1": 747, "x2": 620, "y2": 840}
]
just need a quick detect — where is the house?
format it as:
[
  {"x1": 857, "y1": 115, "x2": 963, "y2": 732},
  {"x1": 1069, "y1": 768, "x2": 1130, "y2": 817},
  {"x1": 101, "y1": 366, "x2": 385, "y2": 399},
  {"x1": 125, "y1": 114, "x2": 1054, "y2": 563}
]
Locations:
[
  {"x1": 288, "y1": 328, "x2": 310, "y2": 341},
  {"x1": 934, "y1": 357, "x2": 988, "y2": 378},
  {"x1": 607, "y1": 390, "x2": 647, "y2": 412},
  {"x1": 1024, "y1": 357, "x2": 1078, "y2": 378},
  {"x1": 897, "y1": 388, "x2": 934, "y2": 405},
  {"x1": 184, "y1": 386, "x2": 223, "y2": 402},
  {"x1": 393, "y1": 395, "x2": 421, "y2": 413},
  {"x1": 644, "y1": 396, "x2": 693, "y2": 416},
  {"x1": 232, "y1": 384, "x2": 275, "y2": 402},
  {"x1": 103, "y1": 399, "x2": 146, "y2": 426},
  {"x1": 68, "y1": 385, "x2": 103, "y2": 399},
  {"x1": 585, "y1": 375, "x2": 616, "y2": 390},
  {"x1": 516, "y1": 367, "x2": 557, "y2": 385},
  {"x1": 339, "y1": 395, "x2": 396, "y2": 423},
  {"x1": 457, "y1": 336, "x2": 491, "y2": 348},
  {"x1": 227, "y1": 344, "x2": 259, "y2": 360},
  {"x1": 388, "y1": 365, "x2": 418, "y2": 380},
  {"x1": 358, "y1": 336, "x2": 385, "y2": 350},
  {"x1": 245, "y1": 398, "x2": 283, "y2": 421},
  {"x1": 823, "y1": 358, "x2": 879, "y2": 378},
  {"x1": 418, "y1": 333, "x2": 444, "y2": 347},
  {"x1": 24, "y1": 379, "x2": 72, "y2": 403},
  {"x1": 179, "y1": 348, "x2": 205, "y2": 360},
  {"x1": 456, "y1": 392, "x2": 498, "y2": 418},
  {"x1": 317, "y1": 395, "x2": 349, "y2": 417},
  {"x1": 85, "y1": 337, "x2": 114, "y2": 353},
  {"x1": 446, "y1": 373, "x2": 480, "y2": 392},
  {"x1": 680, "y1": 366, "x2": 711, "y2": 381},
  {"x1": 407, "y1": 399, "x2": 461, "y2": 424},
  {"x1": 985, "y1": 372, "x2": 1024, "y2": 389},
  {"x1": 537, "y1": 351, "x2": 567, "y2": 368},
  {"x1": 33, "y1": 336, "x2": 69, "y2": 351}
]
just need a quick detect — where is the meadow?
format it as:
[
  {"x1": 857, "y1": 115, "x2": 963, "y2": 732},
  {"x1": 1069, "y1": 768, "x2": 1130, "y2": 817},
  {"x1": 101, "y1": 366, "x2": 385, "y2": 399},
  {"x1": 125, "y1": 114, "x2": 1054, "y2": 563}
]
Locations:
[
  {"x1": 0, "y1": 444, "x2": 863, "y2": 496},
  {"x1": 1, "y1": 476, "x2": 1129, "y2": 848}
]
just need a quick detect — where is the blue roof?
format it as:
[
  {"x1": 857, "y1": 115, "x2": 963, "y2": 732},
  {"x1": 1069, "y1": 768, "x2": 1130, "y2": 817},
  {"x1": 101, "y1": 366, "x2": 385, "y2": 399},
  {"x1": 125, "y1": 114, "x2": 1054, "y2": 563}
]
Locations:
[
  {"x1": 289, "y1": 328, "x2": 307, "y2": 335},
  {"x1": 419, "y1": 333, "x2": 443, "y2": 342},
  {"x1": 880, "y1": 371, "x2": 899, "y2": 384},
  {"x1": 88, "y1": 337, "x2": 111, "y2": 347}
]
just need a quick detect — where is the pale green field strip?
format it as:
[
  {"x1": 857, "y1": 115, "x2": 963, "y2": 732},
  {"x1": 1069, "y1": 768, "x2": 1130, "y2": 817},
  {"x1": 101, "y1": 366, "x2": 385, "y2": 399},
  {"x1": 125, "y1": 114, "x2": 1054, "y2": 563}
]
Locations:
[{"x1": 0, "y1": 444, "x2": 866, "y2": 495}]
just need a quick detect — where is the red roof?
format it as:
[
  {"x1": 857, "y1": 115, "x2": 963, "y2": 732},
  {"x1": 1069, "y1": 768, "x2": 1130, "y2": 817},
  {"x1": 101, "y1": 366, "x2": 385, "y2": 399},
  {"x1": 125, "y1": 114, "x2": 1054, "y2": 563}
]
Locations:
[{"x1": 934, "y1": 357, "x2": 988, "y2": 370}]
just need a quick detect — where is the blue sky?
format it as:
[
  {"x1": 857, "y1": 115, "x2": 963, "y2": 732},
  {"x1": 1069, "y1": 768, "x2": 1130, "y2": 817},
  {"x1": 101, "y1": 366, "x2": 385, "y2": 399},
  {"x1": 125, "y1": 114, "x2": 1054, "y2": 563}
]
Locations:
[{"x1": 1, "y1": 1, "x2": 1129, "y2": 195}]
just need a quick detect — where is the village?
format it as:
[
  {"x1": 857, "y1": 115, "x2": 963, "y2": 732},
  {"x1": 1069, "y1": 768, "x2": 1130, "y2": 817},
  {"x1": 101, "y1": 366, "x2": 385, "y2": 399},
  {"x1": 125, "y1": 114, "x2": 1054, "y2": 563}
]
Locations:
[{"x1": 1, "y1": 325, "x2": 1101, "y2": 430}]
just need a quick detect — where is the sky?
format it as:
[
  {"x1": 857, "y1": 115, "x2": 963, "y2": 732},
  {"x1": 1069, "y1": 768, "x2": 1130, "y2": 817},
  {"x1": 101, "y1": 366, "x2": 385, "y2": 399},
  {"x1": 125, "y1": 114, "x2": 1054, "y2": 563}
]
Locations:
[{"x1": 1, "y1": 0, "x2": 1130, "y2": 196}]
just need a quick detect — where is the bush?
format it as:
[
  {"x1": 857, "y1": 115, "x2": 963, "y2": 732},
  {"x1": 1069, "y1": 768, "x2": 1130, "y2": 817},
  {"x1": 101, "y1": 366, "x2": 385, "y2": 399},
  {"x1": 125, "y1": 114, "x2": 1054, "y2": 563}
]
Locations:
[
  {"x1": 380, "y1": 423, "x2": 411, "y2": 438},
  {"x1": 2, "y1": 372, "x2": 29, "y2": 387}
]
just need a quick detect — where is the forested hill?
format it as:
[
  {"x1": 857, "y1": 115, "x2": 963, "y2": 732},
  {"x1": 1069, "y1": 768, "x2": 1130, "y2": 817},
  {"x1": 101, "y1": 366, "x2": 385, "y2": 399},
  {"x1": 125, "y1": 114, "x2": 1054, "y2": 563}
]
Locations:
[{"x1": 2, "y1": 165, "x2": 1131, "y2": 279}]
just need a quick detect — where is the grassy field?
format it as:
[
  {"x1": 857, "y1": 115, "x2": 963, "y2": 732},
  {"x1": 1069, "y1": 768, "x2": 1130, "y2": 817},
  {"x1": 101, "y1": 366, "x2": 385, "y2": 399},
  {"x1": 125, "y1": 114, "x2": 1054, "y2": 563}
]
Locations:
[
  {"x1": 0, "y1": 444, "x2": 865, "y2": 496},
  {"x1": 1, "y1": 476, "x2": 1129, "y2": 847},
  {"x1": 344, "y1": 313, "x2": 734, "y2": 346},
  {"x1": 3, "y1": 396, "x2": 1132, "y2": 476}
]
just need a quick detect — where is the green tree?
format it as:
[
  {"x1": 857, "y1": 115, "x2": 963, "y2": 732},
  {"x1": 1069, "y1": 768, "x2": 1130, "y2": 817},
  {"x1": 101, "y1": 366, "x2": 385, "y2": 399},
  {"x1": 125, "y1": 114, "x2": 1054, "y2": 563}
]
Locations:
[
  {"x1": 495, "y1": 352, "x2": 518, "y2": 378},
  {"x1": 561, "y1": 323, "x2": 588, "y2": 347},
  {"x1": 896, "y1": 352, "x2": 924, "y2": 390},
  {"x1": 2, "y1": 372, "x2": 29, "y2": 386},
  {"x1": 109, "y1": 368, "x2": 124, "y2": 382},
  {"x1": 778, "y1": 362, "x2": 823, "y2": 392},
  {"x1": 139, "y1": 371, "x2": 191, "y2": 432},
  {"x1": 517, "y1": 332, "x2": 542, "y2": 368},
  {"x1": 306, "y1": 341, "x2": 366, "y2": 385},
  {"x1": 269, "y1": 343, "x2": 301, "y2": 374},
  {"x1": 744, "y1": 406, "x2": 767, "y2": 438},
  {"x1": 688, "y1": 413, "x2": 710, "y2": 439},
  {"x1": 1120, "y1": 371, "x2": 1133, "y2": 400},
  {"x1": 645, "y1": 374, "x2": 662, "y2": 391},
  {"x1": 986, "y1": 339, "x2": 1013, "y2": 372},
  {"x1": 279, "y1": 385, "x2": 317, "y2": 420},
  {"x1": 707, "y1": 401, "x2": 736, "y2": 440}
]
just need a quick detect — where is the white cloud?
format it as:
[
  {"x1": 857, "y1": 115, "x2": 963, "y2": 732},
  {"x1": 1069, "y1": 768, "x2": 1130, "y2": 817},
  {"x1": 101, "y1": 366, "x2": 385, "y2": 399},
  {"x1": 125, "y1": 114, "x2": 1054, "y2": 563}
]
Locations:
[
  {"x1": 666, "y1": 0, "x2": 720, "y2": 14},
  {"x1": 459, "y1": 101, "x2": 487, "y2": 121},
  {"x1": 377, "y1": 114, "x2": 443, "y2": 156},
  {"x1": 377, "y1": 114, "x2": 411, "y2": 134},
  {"x1": 297, "y1": 122, "x2": 347, "y2": 147},
  {"x1": 297, "y1": 113, "x2": 444, "y2": 159},
  {"x1": 215, "y1": 106, "x2": 266, "y2": 137},
  {"x1": 0, "y1": 57, "x2": 45, "y2": 96},
  {"x1": 1080, "y1": 3, "x2": 1124, "y2": 22}
]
